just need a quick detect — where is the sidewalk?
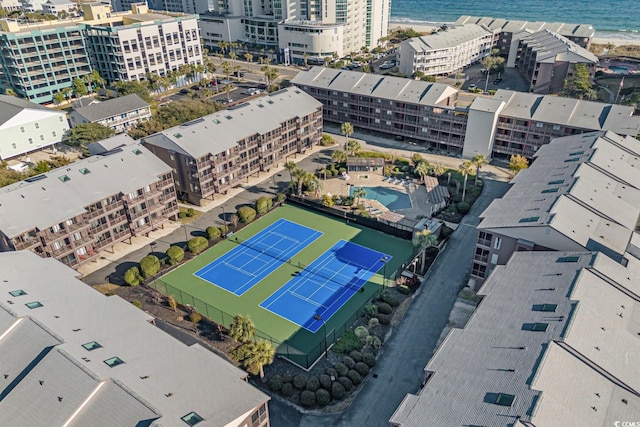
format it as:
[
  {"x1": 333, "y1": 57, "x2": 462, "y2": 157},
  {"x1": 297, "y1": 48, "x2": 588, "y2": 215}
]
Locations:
[{"x1": 76, "y1": 143, "x2": 326, "y2": 278}]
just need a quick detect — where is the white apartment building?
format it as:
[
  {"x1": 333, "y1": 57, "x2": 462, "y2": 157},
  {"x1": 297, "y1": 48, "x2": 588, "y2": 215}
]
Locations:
[
  {"x1": 199, "y1": 0, "x2": 390, "y2": 63},
  {"x1": 41, "y1": 0, "x2": 76, "y2": 15},
  {"x1": 397, "y1": 24, "x2": 494, "y2": 77}
]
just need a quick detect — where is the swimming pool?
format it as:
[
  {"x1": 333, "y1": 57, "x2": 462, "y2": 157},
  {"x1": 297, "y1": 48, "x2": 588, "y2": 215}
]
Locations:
[
  {"x1": 609, "y1": 65, "x2": 630, "y2": 74},
  {"x1": 350, "y1": 186, "x2": 412, "y2": 210}
]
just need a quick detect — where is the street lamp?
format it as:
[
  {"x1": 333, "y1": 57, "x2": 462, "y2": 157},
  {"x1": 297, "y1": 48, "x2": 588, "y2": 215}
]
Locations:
[
  {"x1": 221, "y1": 205, "x2": 227, "y2": 232},
  {"x1": 380, "y1": 256, "x2": 389, "y2": 287},
  {"x1": 314, "y1": 314, "x2": 328, "y2": 358},
  {"x1": 149, "y1": 241, "x2": 157, "y2": 254}
]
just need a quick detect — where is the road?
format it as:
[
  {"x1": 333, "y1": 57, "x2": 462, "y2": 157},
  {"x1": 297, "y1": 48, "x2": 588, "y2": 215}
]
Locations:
[{"x1": 268, "y1": 178, "x2": 509, "y2": 427}]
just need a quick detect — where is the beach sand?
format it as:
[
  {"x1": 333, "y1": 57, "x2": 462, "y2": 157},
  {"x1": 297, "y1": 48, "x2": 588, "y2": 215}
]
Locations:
[{"x1": 390, "y1": 21, "x2": 640, "y2": 48}]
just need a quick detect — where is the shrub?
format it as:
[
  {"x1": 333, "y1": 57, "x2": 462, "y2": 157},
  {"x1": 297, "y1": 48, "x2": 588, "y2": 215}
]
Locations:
[
  {"x1": 334, "y1": 362, "x2": 349, "y2": 377},
  {"x1": 219, "y1": 225, "x2": 229, "y2": 236},
  {"x1": 338, "y1": 376, "x2": 353, "y2": 391},
  {"x1": 206, "y1": 226, "x2": 221, "y2": 240},
  {"x1": 349, "y1": 350, "x2": 363, "y2": 362},
  {"x1": 364, "y1": 335, "x2": 374, "y2": 346},
  {"x1": 456, "y1": 201, "x2": 471, "y2": 215},
  {"x1": 338, "y1": 167, "x2": 347, "y2": 174},
  {"x1": 124, "y1": 266, "x2": 142, "y2": 286},
  {"x1": 441, "y1": 226, "x2": 453, "y2": 239},
  {"x1": 354, "y1": 326, "x2": 369, "y2": 339},
  {"x1": 331, "y1": 381, "x2": 346, "y2": 400},
  {"x1": 377, "y1": 313, "x2": 391, "y2": 325},
  {"x1": 139, "y1": 255, "x2": 160, "y2": 278},
  {"x1": 282, "y1": 373, "x2": 293, "y2": 383},
  {"x1": 186, "y1": 207, "x2": 196, "y2": 217},
  {"x1": 306, "y1": 376, "x2": 320, "y2": 391},
  {"x1": 325, "y1": 367, "x2": 337, "y2": 378},
  {"x1": 381, "y1": 293, "x2": 400, "y2": 307},
  {"x1": 342, "y1": 356, "x2": 356, "y2": 369},
  {"x1": 280, "y1": 382, "x2": 294, "y2": 397},
  {"x1": 255, "y1": 196, "x2": 273, "y2": 214},
  {"x1": 355, "y1": 361, "x2": 370, "y2": 376},
  {"x1": 316, "y1": 388, "x2": 331, "y2": 406},
  {"x1": 276, "y1": 192, "x2": 286, "y2": 202},
  {"x1": 368, "y1": 317, "x2": 380, "y2": 328},
  {"x1": 377, "y1": 302, "x2": 392, "y2": 315},
  {"x1": 166, "y1": 246, "x2": 184, "y2": 265},
  {"x1": 325, "y1": 169, "x2": 333, "y2": 178},
  {"x1": 189, "y1": 312, "x2": 202, "y2": 323},
  {"x1": 293, "y1": 374, "x2": 307, "y2": 389},
  {"x1": 372, "y1": 336, "x2": 382, "y2": 349},
  {"x1": 347, "y1": 370, "x2": 362, "y2": 385},
  {"x1": 187, "y1": 236, "x2": 208, "y2": 254},
  {"x1": 178, "y1": 211, "x2": 187, "y2": 219},
  {"x1": 132, "y1": 300, "x2": 142, "y2": 308},
  {"x1": 322, "y1": 194, "x2": 335, "y2": 207},
  {"x1": 363, "y1": 352, "x2": 376, "y2": 367},
  {"x1": 341, "y1": 196, "x2": 354, "y2": 206},
  {"x1": 398, "y1": 285, "x2": 411, "y2": 294},
  {"x1": 300, "y1": 390, "x2": 316, "y2": 407},
  {"x1": 332, "y1": 330, "x2": 363, "y2": 353},
  {"x1": 319, "y1": 374, "x2": 332, "y2": 390},
  {"x1": 269, "y1": 375, "x2": 283, "y2": 392},
  {"x1": 321, "y1": 133, "x2": 335, "y2": 145},
  {"x1": 237, "y1": 206, "x2": 257, "y2": 223}
]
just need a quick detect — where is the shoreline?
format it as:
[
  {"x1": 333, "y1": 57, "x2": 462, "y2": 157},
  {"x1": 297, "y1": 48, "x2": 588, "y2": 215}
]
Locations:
[{"x1": 389, "y1": 20, "x2": 640, "y2": 47}]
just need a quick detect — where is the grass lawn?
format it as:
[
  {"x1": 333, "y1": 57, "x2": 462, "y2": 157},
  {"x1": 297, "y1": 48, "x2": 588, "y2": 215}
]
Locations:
[{"x1": 152, "y1": 204, "x2": 413, "y2": 367}]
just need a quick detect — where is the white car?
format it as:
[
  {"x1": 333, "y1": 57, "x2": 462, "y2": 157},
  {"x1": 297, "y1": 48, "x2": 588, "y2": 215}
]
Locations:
[{"x1": 469, "y1": 84, "x2": 477, "y2": 90}]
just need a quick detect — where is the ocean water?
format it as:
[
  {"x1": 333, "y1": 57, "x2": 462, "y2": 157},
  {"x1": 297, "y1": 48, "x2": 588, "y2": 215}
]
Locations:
[{"x1": 391, "y1": 0, "x2": 640, "y2": 40}]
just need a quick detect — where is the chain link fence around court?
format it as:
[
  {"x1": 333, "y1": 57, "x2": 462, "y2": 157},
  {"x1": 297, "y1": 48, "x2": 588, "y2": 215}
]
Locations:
[{"x1": 150, "y1": 267, "x2": 405, "y2": 369}]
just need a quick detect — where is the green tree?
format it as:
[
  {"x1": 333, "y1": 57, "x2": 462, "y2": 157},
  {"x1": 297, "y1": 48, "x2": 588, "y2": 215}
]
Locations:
[
  {"x1": 472, "y1": 154, "x2": 488, "y2": 186},
  {"x1": 481, "y1": 53, "x2": 505, "y2": 92},
  {"x1": 124, "y1": 266, "x2": 143, "y2": 286},
  {"x1": 560, "y1": 63, "x2": 595, "y2": 100},
  {"x1": 345, "y1": 139, "x2": 361, "y2": 156},
  {"x1": 353, "y1": 187, "x2": 366, "y2": 206},
  {"x1": 284, "y1": 160, "x2": 297, "y2": 183},
  {"x1": 53, "y1": 91, "x2": 66, "y2": 104},
  {"x1": 31, "y1": 160, "x2": 50, "y2": 174},
  {"x1": 64, "y1": 123, "x2": 115, "y2": 147},
  {"x1": 187, "y1": 236, "x2": 208, "y2": 254},
  {"x1": 414, "y1": 160, "x2": 430, "y2": 183},
  {"x1": 243, "y1": 340, "x2": 275, "y2": 379},
  {"x1": 139, "y1": 255, "x2": 160, "y2": 278},
  {"x1": 509, "y1": 154, "x2": 529, "y2": 176},
  {"x1": 412, "y1": 229, "x2": 437, "y2": 273},
  {"x1": 292, "y1": 167, "x2": 312, "y2": 196},
  {"x1": 340, "y1": 122, "x2": 354, "y2": 147},
  {"x1": 224, "y1": 83, "x2": 233, "y2": 101},
  {"x1": 255, "y1": 196, "x2": 273, "y2": 214},
  {"x1": 229, "y1": 314, "x2": 255, "y2": 343},
  {"x1": 331, "y1": 150, "x2": 347, "y2": 164},
  {"x1": 166, "y1": 246, "x2": 185, "y2": 265},
  {"x1": 458, "y1": 160, "x2": 475, "y2": 203},
  {"x1": 114, "y1": 80, "x2": 152, "y2": 103},
  {"x1": 72, "y1": 77, "x2": 88, "y2": 98}
]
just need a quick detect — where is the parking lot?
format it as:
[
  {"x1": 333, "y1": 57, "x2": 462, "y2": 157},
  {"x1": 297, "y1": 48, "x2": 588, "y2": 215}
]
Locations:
[{"x1": 455, "y1": 63, "x2": 530, "y2": 93}]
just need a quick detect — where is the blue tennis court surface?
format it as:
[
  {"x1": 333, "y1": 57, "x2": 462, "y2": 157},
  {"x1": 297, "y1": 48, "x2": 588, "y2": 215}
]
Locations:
[
  {"x1": 259, "y1": 241, "x2": 391, "y2": 332},
  {"x1": 194, "y1": 219, "x2": 322, "y2": 295}
]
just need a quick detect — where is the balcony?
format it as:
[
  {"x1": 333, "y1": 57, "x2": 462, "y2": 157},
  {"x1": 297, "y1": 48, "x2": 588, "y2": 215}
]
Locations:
[
  {"x1": 50, "y1": 243, "x2": 74, "y2": 257},
  {"x1": 112, "y1": 228, "x2": 132, "y2": 242},
  {"x1": 13, "y1": 237, "x2": 41, "y2": 251}
]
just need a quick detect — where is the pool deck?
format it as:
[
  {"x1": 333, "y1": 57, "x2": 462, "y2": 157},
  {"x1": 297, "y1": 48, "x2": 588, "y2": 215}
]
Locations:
[{"x1": 320, "y1": 172, "x2": 434, "y2": 221}]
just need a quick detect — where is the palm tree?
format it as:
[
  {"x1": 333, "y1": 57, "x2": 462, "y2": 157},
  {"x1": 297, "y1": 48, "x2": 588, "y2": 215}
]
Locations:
[
  {"x1": 414, "y1": 160, "x2": 430, "y2": 183},
  {"x1": 243, "y1": 340, "x2": 275, "y2": 379},
  {"x1": 353, "y1": 187, "x2": 366, "y2": 206},
  {"x1": 345, "y1": 139, "x2": 361, "y2": 156},
  {"x1": 310, "y1": 176, "x2": 323, "y2": 198},
  {"x1": 221, "y1": 61, "x2": 232, "y2": 81},
  {"x1": 284, "y1": 160, "x2": 296, "y2": 183},
  {"x1": 223, "y1": 84, "x2": 233, "y2": 101},
  {"x1": 340, "y1": 122, "x2": 354, "y2": 147},
  {"x1": 472, "y1": 154, "x2": 488, "y2": 186},
  {"x1": 412, "y1": 229, "x2": 437, "y2": 273},
  {"x1": 292, "y1": 167, "x2": 310, "y2": 196},
  {"x1": 244, "y1": 52, "x2": 253, "y2": 71},
  {"x1": 268, "y1": 48, "x2": 275, "y2": 62},
  {"x1": 431, "y1": 163, "x2": 446, "y2": 178},
  {"x1": 233, "y1": 64, "x2": 242, "y2": 81},
  {"x1": 229, "y1": 314, "x2": 255, "y2": 343},
  {"x1": 458, "y1": 160, "x2": 475, "y2": 203},
  {"x1": 362, "y1": 64, "x2": 372, "y2": 73},
  {"x1": 229, "y1": 51, "x2": 237, "y2": 67},
  {"x1": 508, "y1": 154, "x2": 529, "y2": 176},
  {"x1": 331, "y1": 150, "x2": 347, "y2": 164}
]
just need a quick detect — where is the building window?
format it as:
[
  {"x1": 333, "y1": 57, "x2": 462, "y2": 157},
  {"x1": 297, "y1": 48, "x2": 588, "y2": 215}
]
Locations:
[
  {"x1": 493, "y1": 237, "x2": 502, "y2": 250},
  {"x1": 26, "y1": 301, "x2": 43, "y2": 309},
  {"x1": 82, "y1": 341, "x2": 102, "y2": 351},
  {"x1": 490, "y1": 253, "x2": 498, "y2": 265},
  {"x1": 103, "y1": 356, "x2": 125, "y2": 367},
  {"x1": 471, "y1": 262, "x2": 486, "y2": 278},
  {"x1": 491, "y1": 393, "x2": 516, "y2": 407},
  {"x1": 533, "y1": 304, "x2": 557, "y2": 312},
  {"x1": 181, "y1": 412, "x2": 204, "y2": 426},
  {"x1": 556, "y1": 256, "x2": 580, "y2": 263}
]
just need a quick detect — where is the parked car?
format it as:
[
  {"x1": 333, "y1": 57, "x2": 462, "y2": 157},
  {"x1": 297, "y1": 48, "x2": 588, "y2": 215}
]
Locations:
[
  {"x1": 180, "y1": 88, "x2": 191, "y2": 94},
  {"x1": 257, "y1": 83, "x2": 267, "y2": 90},
  {"x1": 493, "y1": 78, "x2": 503, "y2": 84},
  {"x1": 469, "y1": 84, "x2": 477, "y2": 90},
  {"x1": 232, "y1": 71, "x2": 245, "y2": 78}
]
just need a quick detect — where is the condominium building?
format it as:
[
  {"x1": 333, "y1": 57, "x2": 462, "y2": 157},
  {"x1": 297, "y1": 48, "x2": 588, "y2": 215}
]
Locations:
[
  {"x1": 69, "y1": 94, "x2": 152, "y2": 133},
  {"x1": 516, "y1": 30, "x2": 598, "y2": 94},
  {"x1": 142, "y1": 87, "x2": 323, "y2": 205},
  {"x1": 397, "y1": 24, "x2": 494, "y2": 77},
  {"x1": 0, "y1": 94, "x2": 69, "y2": 160},
  {"x1": 0, "y1": 136, "x2": 178, "y2": 269},
  {"x1": 198, "y1": 0, "x2": 390, "y2": 64},
  {"x1": 391, "y1": 249, "x2": 640, "y2": 426},
  {"x1": 469, "y1": 131, "x2": 640, "y2": 289},
  {"x1": 0, "y1": 250, "x2": 270, "y2": 427},
  {"x1": 41, "y1": 0, "x2": 76, "y2": 15},
  {"x1": 291, "y1": 67, "x2": 466, "y2": 153},
  {"x1": 292, "y1": 68, "x2": 640, "y2": 159},
  {"x1": 0, "y1": 3, "x2": 202, "y2": 104}
]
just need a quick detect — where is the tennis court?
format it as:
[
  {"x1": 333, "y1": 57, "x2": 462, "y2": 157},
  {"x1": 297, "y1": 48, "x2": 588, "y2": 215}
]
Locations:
[
  {"x1": 260, "y1": 240, "x2": 391, "y2": 332},
  {"x1": 194, "y1": 218, "x2": 322, "y2": 295}
]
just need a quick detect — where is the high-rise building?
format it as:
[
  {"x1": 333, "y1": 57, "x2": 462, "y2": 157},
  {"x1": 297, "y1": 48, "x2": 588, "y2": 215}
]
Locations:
[
  {"x1": 199, "y1": 0, "x2": 390, "y2": 63},
  {"x1": 0, "y1": 3, "x2": 202, "y2": 104}
]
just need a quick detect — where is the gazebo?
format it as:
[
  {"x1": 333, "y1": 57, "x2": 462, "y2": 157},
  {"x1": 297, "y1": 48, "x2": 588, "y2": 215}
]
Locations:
[{"x1": 346, "y1": 157, "x2": 385, "y2": 173}]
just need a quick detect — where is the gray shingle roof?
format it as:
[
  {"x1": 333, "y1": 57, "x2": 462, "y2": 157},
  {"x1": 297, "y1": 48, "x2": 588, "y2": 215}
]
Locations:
[
  {"x1": 0, "y1": 251, "x2": 270, "y2": 427},
  {"x1": 291, "y1": 66, "x2": 459, "y2": 107},
  {"x1": 0, "y1": 94, "x2": 56, "y2": 126},
  {"x1": 143, "y1": 86, "x2": 322, "y2": 158},
  {"x1": 390, "y1": 250, "x2": 640, "y2": 426},
  {"x1": 455, "y1": 15, "x2": 595, "y2": 38},
  {"x1": 519, "y1": 29, "x2": 598, "y2": 64},
  {"x1": 0, "y1": 141, "x2": 171, "y2": 236},
  {"x1": 403, "y1": 24, "x2": 493, "y2": 52},
  {"x1": 71, "y1": 94, "x2": 150, "y2": 122}
]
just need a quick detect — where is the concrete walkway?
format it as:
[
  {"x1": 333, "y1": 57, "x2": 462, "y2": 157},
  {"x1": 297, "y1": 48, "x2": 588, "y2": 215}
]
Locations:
[{"x1": 268, "y1": 178, "x2": 510, "y2": 427}]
